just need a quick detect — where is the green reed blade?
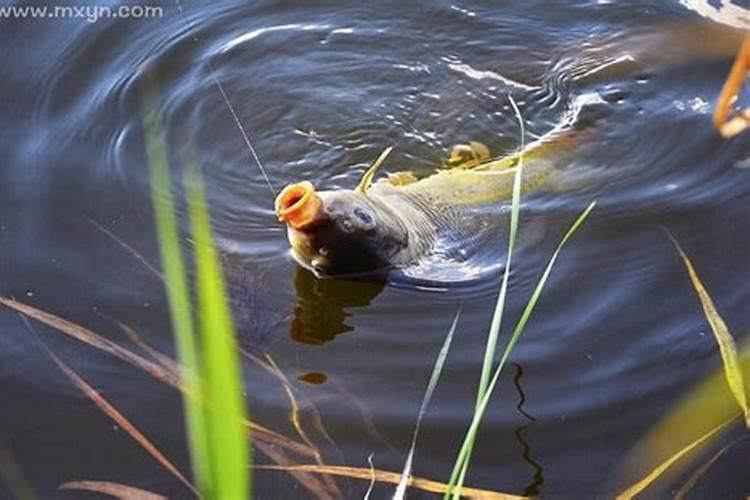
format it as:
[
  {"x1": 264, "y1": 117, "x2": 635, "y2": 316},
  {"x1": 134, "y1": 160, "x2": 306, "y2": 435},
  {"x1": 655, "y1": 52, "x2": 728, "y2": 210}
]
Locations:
[
  {"x1": 394, "y1": 307, "x2": 461, "y2": 500},
  {"x1": 447, "y1": 201, "x2": 596, "y2": 499},
  {"x1": 186, "y1": 158, "x2": 251, "y2": 499},
  {"x1": 615, "y1": 342, "x2": 750, "y2": 498},
  {"x1": 141, "y1": 70, "x2": 212, "y2": 497},
  {"x1": 449, "y1": 94, "x2": 527, "y2": 497},
  {"x1": 475, "y1": 94, "x2": 527, "y2": 408}
]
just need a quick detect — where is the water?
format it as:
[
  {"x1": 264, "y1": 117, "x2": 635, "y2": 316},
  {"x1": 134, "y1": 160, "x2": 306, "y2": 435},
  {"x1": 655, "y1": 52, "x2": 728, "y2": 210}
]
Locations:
[{"x1": 1, "y1": 1, "x2": 749, "y2": 498}]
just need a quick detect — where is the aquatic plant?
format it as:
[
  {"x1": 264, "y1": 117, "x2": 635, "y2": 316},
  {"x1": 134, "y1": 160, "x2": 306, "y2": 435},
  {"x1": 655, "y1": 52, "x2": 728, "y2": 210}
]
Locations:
[
  {"x1": 616, "y1": 233, "x2": 750, "y2": 498},
  {"x1": 445, "y1": 96, "x2": 597, "y2": 499},
  {"x1": 667, "y1": 232, "x2": 748, "y2": 425},
  {"x1": 394, "y1": 309, "x2": 461, "y2": 500},
  {"x1": 141, "y1": 70, "x2": 250, "y2": 499}
]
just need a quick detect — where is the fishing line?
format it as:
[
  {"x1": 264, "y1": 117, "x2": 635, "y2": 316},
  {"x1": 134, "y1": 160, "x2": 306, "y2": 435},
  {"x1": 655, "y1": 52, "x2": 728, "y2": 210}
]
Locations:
[{"x1": 174, "y1": 0, "x2": 277, "y2": 197}]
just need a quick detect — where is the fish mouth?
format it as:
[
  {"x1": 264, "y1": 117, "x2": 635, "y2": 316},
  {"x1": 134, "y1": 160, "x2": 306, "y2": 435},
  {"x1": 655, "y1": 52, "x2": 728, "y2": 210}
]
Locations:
[{"x1": 275, "y1": 181, "x2": 324, "y2": 230}]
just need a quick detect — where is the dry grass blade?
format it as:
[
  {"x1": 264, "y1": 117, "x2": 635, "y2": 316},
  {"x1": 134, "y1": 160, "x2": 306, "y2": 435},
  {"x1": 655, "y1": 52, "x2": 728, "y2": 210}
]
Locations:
[
  {"x1": 327, "y1": 377, "x2": 394, "y2": 451},
  {"x1": 42, "y1": 349, "x2": 198, "y2": 497},
  {"x1": 241, "y1": 349, "x2": 344, "y2": 496},
  {"x1": 60, "y1": 480, "x2": 167, "y2": 500},
  {"x1": 616, "y1": 414, "x2": 738, "y2": 499},
  {"x1": 263, "y1": 354, "x2": 321, "y2": 452},
  {"x1": 255, "y1": 464, "x2": 529, "y2": 499},
  {"x1": 254, "y1": 442, "x2": 337, "y2": 500},
  {"x1": 0, "y1": 297, "x2": 179, "y2": 387},
  {"x1": 241, "y1": 349, "x2": 344, "y2": 461},
  {"x1": 115, "y1": 320, "x2": 180, "y2": 374},
  {"x1": 241, "y1": 413, "x2": 317, "y2": 458},
  {"x1": 0, "y1": 296, "x2": 318, "y2": 459},
  {"x1": 87, "y1": 218, "x2": 163, "y2": 280},
  {"x1": 666, "y1": 233, "x2": 749, "y2": 427},
  {"x1": 263, "y1": 354, "x2": 342, "y2": 498}
]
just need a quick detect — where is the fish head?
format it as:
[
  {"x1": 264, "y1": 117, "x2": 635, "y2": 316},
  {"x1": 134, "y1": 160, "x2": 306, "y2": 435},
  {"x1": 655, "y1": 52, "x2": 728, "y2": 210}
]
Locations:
[{"x1": 275, "y1": 181, "x2": 408, "y2": 277}]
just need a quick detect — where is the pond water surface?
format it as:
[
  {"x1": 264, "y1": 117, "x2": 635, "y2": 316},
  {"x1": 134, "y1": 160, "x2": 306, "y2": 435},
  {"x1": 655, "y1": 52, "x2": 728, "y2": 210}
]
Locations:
[{"x1": 1, "y1": 1, "x2": 750, "y2": 498}]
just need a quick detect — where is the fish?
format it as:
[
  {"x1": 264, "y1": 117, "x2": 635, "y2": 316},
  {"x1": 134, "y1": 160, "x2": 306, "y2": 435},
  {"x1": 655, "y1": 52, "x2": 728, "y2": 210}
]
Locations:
[
  {"x1": 274, "y1": 20, "x2": 749, "y2": 279},
  {"x1": 274, "y1": 100, "x2": 589, "y2": 279}
]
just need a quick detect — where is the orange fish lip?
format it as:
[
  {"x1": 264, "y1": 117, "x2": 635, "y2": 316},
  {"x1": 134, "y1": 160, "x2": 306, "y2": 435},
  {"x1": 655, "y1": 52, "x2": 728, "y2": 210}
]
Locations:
[{"x1": 274, "y1": 181, "x2": 324, "y2": 230}]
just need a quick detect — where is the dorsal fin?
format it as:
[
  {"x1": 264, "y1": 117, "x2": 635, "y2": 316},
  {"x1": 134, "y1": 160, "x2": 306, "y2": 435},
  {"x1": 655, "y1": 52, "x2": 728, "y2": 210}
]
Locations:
[
  {"x1": 446, "y1": 141, "x2": 491, "y2": 169},
  {"x1": 355, "y1": 146, "x2": 393, "y2": 194}
]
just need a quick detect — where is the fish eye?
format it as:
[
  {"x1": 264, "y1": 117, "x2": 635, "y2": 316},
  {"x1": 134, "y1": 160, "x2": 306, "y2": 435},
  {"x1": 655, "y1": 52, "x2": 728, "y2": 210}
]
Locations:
[{"x1": 353, "y1": 207, "x2": 372, "y2": 225}]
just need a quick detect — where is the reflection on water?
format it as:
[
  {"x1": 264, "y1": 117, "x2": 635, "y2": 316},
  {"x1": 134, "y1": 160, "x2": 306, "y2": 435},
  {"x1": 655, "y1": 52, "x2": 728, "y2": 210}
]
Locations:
[
  {"x1": 290, "y1": 266, "x2": 385, "y2": 344},
  {"x1": 512, "y1": 363, "x2": 545, "y2": 497},
  {"x1": 297, "y1": 371, "x2": 328, "y2": 385}
]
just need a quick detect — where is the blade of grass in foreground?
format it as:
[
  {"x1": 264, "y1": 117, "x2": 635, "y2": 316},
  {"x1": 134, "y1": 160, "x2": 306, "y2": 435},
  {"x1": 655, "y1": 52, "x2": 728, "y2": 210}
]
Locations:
[
  {"x1": 448, "y1": 201, "x2": 596, "y2": 499},
  {"x1": 615, "y1": 231, "x2": 750, "y2": 498},
  {"x1": 142, "y1": 70, "x2": 212, "y2": 496},
  {"x1": 143, "y1": 69, "x2": 250, "y2": 498},
  {"x1": 666, "y1": 231, "x2": 749, "y2": 427},
  {"x1": 0, "y1": 437, "x2": 36, "y2": 500},
  {"x1": 394, "y1": 308, "x2": 461, "y2": 500},
  {"x1": 185, "y1": 158, "x2": 250, "y2": 499},
  {"x1": 615, "y1": 414, "x2": 739, "y2": 499}
]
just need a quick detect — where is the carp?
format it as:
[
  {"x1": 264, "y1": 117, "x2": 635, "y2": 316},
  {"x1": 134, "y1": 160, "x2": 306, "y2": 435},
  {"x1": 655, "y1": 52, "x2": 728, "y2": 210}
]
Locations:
[{"x1": 274, "y1": 103, "x2": 587, "y2": 279}]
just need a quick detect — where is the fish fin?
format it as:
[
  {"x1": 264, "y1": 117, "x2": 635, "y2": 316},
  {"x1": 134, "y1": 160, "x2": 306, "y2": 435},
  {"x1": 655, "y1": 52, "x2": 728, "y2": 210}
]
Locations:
[
  {"x1": 387, "y1": 171, "x2": 418, "y2": 186},
  {"x1": 468, "y1": 141, "x2": 490, "y2": 162},
  {"x1": 356, "y1": 146, "x2": 393, "y2": 194},
  {"x1": 444, "y1": 141, "x2": 491, "y2": 170},
  {"x1": 476, "y1": 123, "x2": 582, "y2": 173},
  {"x1": 474, "y1": 153, "x2": 519, "y2": 172}
]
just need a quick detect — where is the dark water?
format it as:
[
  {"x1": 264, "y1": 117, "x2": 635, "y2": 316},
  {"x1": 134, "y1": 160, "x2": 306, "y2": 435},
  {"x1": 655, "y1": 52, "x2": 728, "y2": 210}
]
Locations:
[{"x1": 2, "y1": 1, "x2": 750, "y2": 498}]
